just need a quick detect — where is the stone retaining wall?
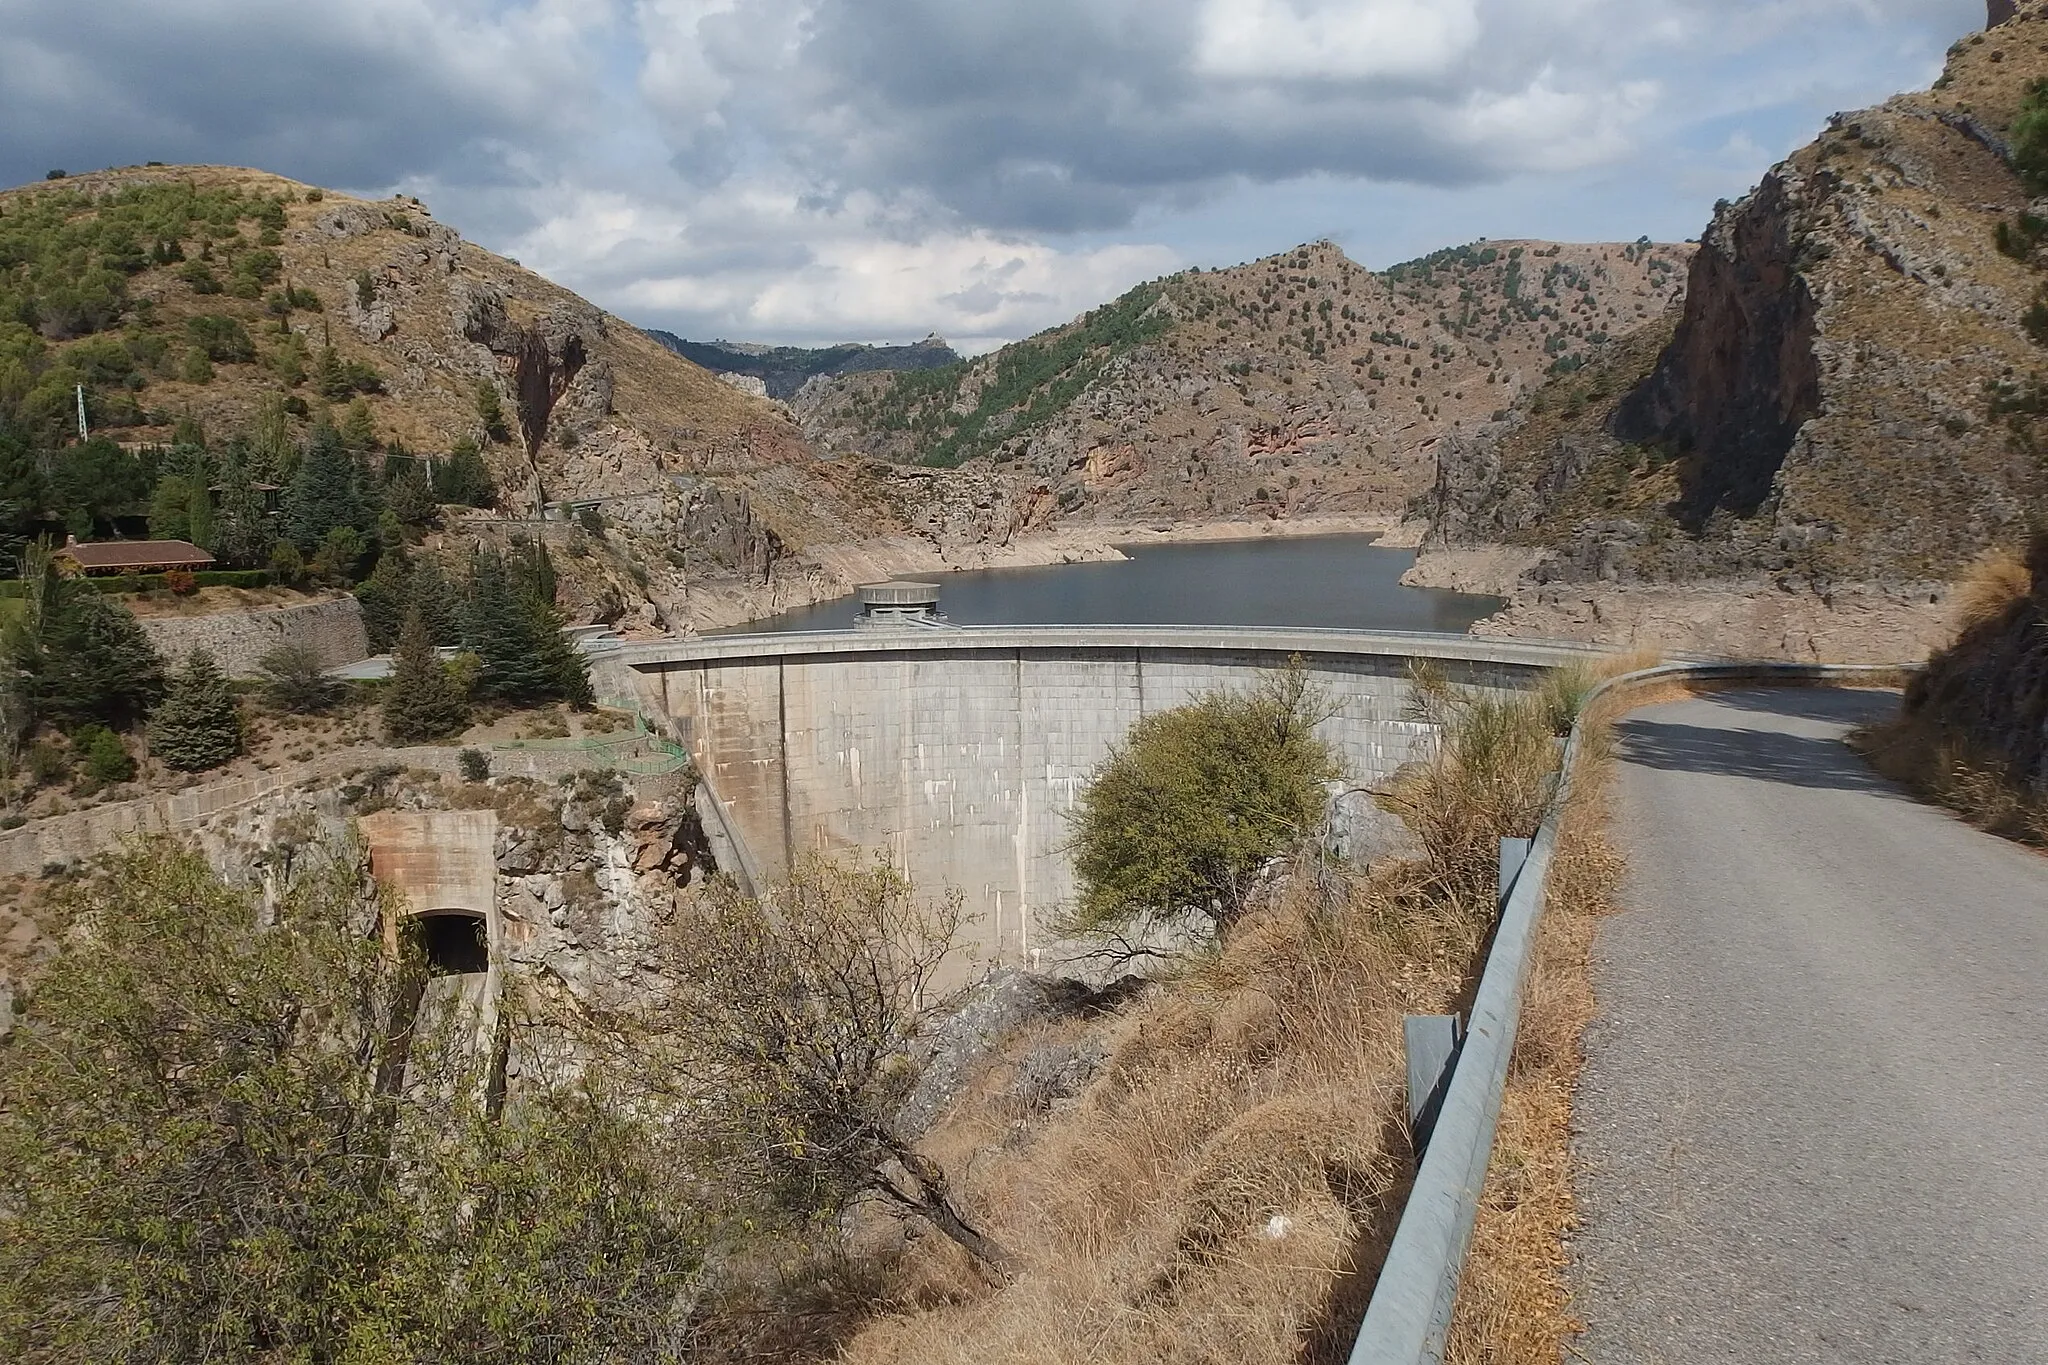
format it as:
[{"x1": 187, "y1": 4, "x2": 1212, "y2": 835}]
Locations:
[{"x1": 139, "y1": 597, "x2": 371, "y2": 677}]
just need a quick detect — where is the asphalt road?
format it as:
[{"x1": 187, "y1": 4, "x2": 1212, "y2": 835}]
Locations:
[{"x1": 1571, "y1": 688, "x2": 2048, "y2": 1364}]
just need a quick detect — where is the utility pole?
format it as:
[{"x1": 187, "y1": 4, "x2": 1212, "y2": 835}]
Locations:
[{"x1": 75, "y1": 384, "x2": 88, "y2": 443}]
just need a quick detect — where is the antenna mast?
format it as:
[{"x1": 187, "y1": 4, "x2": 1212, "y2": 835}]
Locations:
[{"x1": 75, "y1": 384, "x2": 88, "y2": 442}]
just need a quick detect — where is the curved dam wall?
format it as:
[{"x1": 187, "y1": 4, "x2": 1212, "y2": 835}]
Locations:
[{"x1": 601, "y1": 628, "x2": 1590, "y2": 969}]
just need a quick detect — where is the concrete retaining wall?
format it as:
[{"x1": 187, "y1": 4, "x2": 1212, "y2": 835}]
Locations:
[
  {"x1": 139, "y1": 596, "x2": 371, "y2": 677},
  {"x1": 0, "y1": 735, "x2": 685, "y2": 880},
  {"x1": 607, "y1": 627, "x2": 1592, "y2": 969}
]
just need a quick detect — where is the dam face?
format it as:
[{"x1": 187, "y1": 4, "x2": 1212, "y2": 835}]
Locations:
[{"x1": 601, "y1": 628, "x2": 1587, "y2": 969}]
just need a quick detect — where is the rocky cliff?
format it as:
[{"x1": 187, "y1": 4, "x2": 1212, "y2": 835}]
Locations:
[
  {"x1": 1415, "y1": 4, "x2": 2048, "y2": 658},
  {"x1": 796, "y1": 238, "x2": 1689, "y2": 528}
]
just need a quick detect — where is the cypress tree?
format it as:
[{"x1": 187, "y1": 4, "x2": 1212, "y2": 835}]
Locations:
[
  {"x1": 148, "y1": 650, "x2": 242, "y2": 772},
  {"x1": 382, "y1": 607, "x2": 467, "y2": 743},
  {"x1": 147, "y1": 474, "x2": 193, "y2": 542}
]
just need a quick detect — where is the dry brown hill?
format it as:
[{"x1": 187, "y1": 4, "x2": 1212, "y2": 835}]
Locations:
[
  {"x1": 795, "y1": 237, "x2": 1689, "y2": 526},
  {"x1": 1416, "y1": 2, "x2": 2048, "y2": 657}
]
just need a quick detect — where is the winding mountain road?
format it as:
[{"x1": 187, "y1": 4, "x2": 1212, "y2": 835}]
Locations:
[{"x1": 1570, "y1": 687, "x2": 2048, "y2": 1363}]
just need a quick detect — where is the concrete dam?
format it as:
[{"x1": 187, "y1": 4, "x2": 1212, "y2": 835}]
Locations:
[{"x1": 597, "y1": 627, "x2": 1590, "y2": 969}]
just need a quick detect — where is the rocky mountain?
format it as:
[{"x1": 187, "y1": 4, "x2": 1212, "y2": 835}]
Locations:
[
  {"x1": 644, "y1": 332, "x2": 961, "y2": 400},
  {"x1": 0, "y1": 164, "x2": 965, "y2": 631},
  {"x1": 794, "y1": 238, "x2": 1690, "y2": 527},
  {"x1": 1412, "y1": 1, "x2": 2048, "y2": 658}
]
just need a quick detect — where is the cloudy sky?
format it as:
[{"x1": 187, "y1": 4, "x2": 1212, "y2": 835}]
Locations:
[{"x1": 1, "y1": 0, "x2": 1985, "y2": 352}]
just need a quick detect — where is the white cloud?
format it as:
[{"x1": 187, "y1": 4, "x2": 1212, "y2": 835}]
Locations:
[
  {"x1": 0, "y1": 0, "x2": 1987, "y2": 347},
  {"x1": 1193, "y1": 0, "x2": 1481, "y2": 81}
]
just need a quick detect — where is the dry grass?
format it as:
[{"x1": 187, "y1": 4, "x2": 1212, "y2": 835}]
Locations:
[
  {"x1": 829, "y1": 671, "x2": 1595, "y2": 1365},
  {"x1": 1852, "y1": 714, "x2": 2048, "y2": 847},
  {"x1": 1950, "y1": 548, "x2": 2033, "y2": 637},
  {"x1": 838, "y1": 874, "x2": 1477, "y2": 1365},
  {"x1": 1445, "y1": 698, "x2": 1629, "y2": 1364}
]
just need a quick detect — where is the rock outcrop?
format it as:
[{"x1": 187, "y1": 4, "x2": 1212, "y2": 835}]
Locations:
[{"x1": 1414, "y1": 8, "x2": 2048, "y2": 654}]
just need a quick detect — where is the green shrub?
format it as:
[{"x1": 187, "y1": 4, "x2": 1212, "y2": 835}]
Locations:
[
  {"x1": 1065, "y1": 660, "x2": 1339, "y2": 945},
  {"x1": 185, "y1": 314, "x2": 255, "y2": 363},
  {"x1": 2014, "y1": 78, "x2": 2048, "y2": 195},
  {"x1": 458, "y1": 748, "x2": 491, "y2": 782},
  {"x1": 1377, "y1": 664, "x2": 1560, "y2": 910},
  {"x1": 256, "y1": 643, "x2": 339, "y2": 714},
  {"x1": 71, "y1": 724, "x2": 135, "y2": 791}
]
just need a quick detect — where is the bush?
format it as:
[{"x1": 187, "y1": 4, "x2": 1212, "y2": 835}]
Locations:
[
  {"x1": 458, "y1": 748, "x2": 491, "y2": 782},
  {"x1": 185, "y1": 314, "x2": 255, "y2": 363},
  {"x1": 26, "y1": 741, "x2": 67, "y2": 788},
  {"x1": 2014, "y1": 78, "x2": 2048, "y2": 195},
  {"x1": 256, "y1": 643, "x2": 339, "y2": 714},
  {"x1": 1377, "y1": 664, "x2": 1560, "y2": 910},
  {"x1": 71, "y1": 724, "x2": 134, "y2": 791},
  {"x1": 1066, "y1": 661, "x2": 1340, "y2": 946},
  {"x1": 163, "y1": 568, "x2": 197, "y2": 596}
]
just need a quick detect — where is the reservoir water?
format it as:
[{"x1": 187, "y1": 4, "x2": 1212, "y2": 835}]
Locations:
[{"x1": 716, "y1": 534, "x2": 1502, "y2": 635}]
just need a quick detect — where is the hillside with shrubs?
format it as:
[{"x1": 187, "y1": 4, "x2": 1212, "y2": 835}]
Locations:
[
  {"x1": 0, "y1": 163, "x2": 948, "y2": 635},
  {"x1": 795, "y1": 237, "x2": 1690, "y2": 526}
]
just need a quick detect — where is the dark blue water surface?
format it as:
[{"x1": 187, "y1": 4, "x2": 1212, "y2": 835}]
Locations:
[{"x1": 714, "y1": 534, "x2": 1502, "y2": 635}]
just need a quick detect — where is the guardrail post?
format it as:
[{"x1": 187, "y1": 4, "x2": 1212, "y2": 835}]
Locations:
[
  {"x1": 1404, "y1": 1014, "x2": 1464, "y2": 1151},
  {"x1": 1499, "y1": 836, "x2": 1532, "y2": 909}
]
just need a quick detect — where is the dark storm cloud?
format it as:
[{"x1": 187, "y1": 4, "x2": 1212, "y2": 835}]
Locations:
[{"x1": 0, "y1": 0, "x2": 596, "y2": 192}]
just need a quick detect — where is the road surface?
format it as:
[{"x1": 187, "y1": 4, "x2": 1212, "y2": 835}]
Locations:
[{"x1": 1571, "y1": 687, "x2": 2048, "y2": 1363}]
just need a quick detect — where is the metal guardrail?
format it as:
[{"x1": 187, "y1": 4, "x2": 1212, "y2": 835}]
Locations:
[{"x1": 1349, "y1": 660, "x2": 1911, "y2": 1364}]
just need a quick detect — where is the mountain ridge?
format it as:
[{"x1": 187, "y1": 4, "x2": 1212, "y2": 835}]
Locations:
[
  {"x1": 643, "y1": 331, "x2": 962, "y2": 400},
  {"x1": 794, "y1": 236, "x2": 1691, "y2": 528}
]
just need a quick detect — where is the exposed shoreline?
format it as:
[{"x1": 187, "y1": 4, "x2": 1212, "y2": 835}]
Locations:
[
  {"x1": 668, "y1": 513, "x2": 1419, "y2": 633},
  {"x1": 1402, "y1": 543, "x2": 1954, "y2": 664}
]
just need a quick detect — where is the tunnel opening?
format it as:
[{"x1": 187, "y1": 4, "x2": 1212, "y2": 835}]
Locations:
[{"x1": 412, "y1": 911, "x2": 489, "y2": 976}]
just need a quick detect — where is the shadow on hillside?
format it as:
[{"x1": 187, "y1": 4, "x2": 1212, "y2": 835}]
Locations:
[{"x1": 1616, "y1": 712, "x2": 1904, "y2": 796}]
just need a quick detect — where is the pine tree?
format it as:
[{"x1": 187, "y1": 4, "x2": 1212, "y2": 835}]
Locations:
[
  {"x1": 432, "y1": 439, "x2": 496, "y2": 508},
  {"x1": 5, "y1": 547, "x2": 166, "y2": 731},
  {"x1": 285, "y1": 421, "x2": 367, "y2": 552},
  {"x1": 460, "y1": 547, "x2": 590, "y2": 707},
  {"x1": 148, "y1": 650, "x2": 241, "y2": 772},
  {"x1": 354, "y1": 544, "x2": 411, "y2": 652},
  {"x1": 409, "y1": 556, "x2": 461, "y2": 645},
  {"x1": 340, "y1": 398, "x2": 378, "y2": 452},
  {"x1": 462, "y1": 548, "x2": 552, "y2": 703},
  {"x1": 212, "y1": 444, "x2": 273, "y2": 568},
  {"x1": 385, "y1": 462, "x2": 437, "y2": 528},
  {"x1": 383, "y1": 607, "x2": 467, "y2": 743}
]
